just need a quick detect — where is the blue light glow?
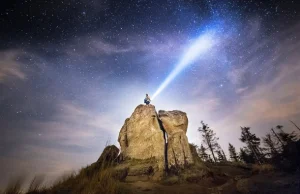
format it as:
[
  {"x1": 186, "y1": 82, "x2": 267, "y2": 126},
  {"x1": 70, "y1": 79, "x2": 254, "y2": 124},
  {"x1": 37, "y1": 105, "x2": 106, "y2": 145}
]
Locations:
[{"x1": 152, "y1": 32, "x2": 215, "y2": 100}]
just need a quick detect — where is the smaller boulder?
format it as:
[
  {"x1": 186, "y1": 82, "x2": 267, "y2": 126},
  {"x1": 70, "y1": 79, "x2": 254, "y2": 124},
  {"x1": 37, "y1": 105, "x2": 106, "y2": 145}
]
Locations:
[
  {"x1": 158, "y1": 110, "x2": 194, "y2": 168},
  {"x1": 97, "y1": 145, "x2": 119, "y2": 167}
]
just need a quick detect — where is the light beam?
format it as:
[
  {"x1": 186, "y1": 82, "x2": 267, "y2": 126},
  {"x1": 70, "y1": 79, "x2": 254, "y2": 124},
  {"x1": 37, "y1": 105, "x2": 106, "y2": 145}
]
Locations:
[{"x1": 152, "y1": 32, "x2": 215, "y2": 100}]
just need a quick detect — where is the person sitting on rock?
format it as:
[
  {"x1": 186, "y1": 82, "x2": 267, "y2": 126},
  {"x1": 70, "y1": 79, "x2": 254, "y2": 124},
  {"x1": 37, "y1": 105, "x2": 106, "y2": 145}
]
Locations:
[{"x1": 144, "y1": 94, "x2": 151, "y2": 105}]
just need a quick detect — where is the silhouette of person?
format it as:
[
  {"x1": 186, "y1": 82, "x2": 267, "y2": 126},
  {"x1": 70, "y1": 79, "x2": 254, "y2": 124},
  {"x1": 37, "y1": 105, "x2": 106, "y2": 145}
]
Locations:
[{"x1": 144, "y1": 94, "x2": 151, "y2": 105}]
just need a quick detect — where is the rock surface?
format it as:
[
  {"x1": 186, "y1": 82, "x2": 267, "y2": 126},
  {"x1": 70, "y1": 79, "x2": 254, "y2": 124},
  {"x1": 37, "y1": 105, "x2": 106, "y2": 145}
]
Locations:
[
  {"x1": 97, "y1": 145, "x2": 119, "y2": 167},
  {"x1": 158, "y1": 110, "x2": 194, "y2": 168},
  {"x1": 118, "y1": 104, "x2": 165, "y2": 161}
]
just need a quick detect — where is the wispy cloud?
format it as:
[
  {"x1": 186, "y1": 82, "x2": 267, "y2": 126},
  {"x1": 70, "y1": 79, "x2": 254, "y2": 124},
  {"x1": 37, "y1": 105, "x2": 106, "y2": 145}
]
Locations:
[
  {"x1": 236, "y1": 65, "x2": 300, "y2": 123},
  {"x1": 227, "y1": 66, "x2": 248, "y2": 86},
  {"x1": 32, "y1": 101, "x2": 119, "y2": 148},
  {"x1": 236, "y1": 86, "x2": 249, "y2": 94},
  {"x1": 64, "y1": 33, "x2": 185, "y2": 59},
  {"x1": 0, "y1": 50, "x2": 26, "y2": 83}
]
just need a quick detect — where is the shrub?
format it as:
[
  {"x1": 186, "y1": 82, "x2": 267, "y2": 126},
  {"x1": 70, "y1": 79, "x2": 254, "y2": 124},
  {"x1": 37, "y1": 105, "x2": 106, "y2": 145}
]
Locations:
[{"x1": 252, "y1": 164, "x2": 275, "y2": 174}]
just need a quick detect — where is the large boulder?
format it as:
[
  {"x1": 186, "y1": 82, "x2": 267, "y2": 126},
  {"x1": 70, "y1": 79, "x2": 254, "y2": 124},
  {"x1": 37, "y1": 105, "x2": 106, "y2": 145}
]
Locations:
[
  {"x1": 118, "y1": 104, "x2": 165, "y2": 161},
  {"x1": 158, "y1": 110, "x2": 194, "y2": 168}
]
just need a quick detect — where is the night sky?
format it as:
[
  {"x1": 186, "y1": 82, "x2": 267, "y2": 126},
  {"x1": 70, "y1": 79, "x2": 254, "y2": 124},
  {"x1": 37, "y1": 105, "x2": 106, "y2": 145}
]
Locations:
[{"x1": 1, "y1": 0, "x2": 300, "y2": 187}]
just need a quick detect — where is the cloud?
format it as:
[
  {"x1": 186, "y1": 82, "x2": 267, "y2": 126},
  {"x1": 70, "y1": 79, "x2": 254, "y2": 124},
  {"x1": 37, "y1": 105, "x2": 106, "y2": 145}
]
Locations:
[
  {"x1": 227, "y1": 66, "x2": 248, "y2": 85},
  {"x1": 64, "y1": 33, "x2": 185, "y2": 60},
  {"x1": 210, "y1": 64, "x2": 300, "y2": 151},
  {"x1": 0, "y1": 50, "x2": 26, "y2": 83},
  {"x1": 236, "y1": 86, "x2": 248, "y2": 94},
  {"x1": 0, "y1": 100, "x2": 121, "y2": 188},
  {"x1": 31, "y1": 101, "x2": 119, "y2": 148},
  {"x1": 236, "y1": 65, "x2": 300, "y2": 123}
]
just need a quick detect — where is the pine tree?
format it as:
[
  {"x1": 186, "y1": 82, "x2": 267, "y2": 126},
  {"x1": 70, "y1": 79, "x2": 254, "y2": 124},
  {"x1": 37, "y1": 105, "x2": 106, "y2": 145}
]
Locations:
[
  {"x1": 239, "y1": 147, "x2": 255, "y2": 164},
  {"x1": 198, "y1": 121, "x2": 219, "y2": 162},
  {"x1": 239, "y1": 127, "x2": 263, "y2": 163},
  {"x1": 228, "y1": 143, "x2": 239, "y2": 162},
  {"x1": 208, "y1": 155, "x2": 214, "y2": 163},
  {"x1": 276, "y1": 125, "x2": 298, "y2": 144},
  {"x1": 221, "y1": 149, "x2": 227, "y2": 162},
  {"x1": 198, "y1": 144, "x2": 209, "y2": 161},
  {"x1": 289, "y1": 120, "x2": 300, "y2": 131},
  {"x1": 271, "y1": 128, "x2": 284, "y2": 148},
  {"x1": 216, "y1": 150, "x2": 225, "y2": 162},
  {"x1": 262, "y1": 133, "x2": 278, "y2": 158},
  {"x1": 217, "y1": 144, "x2": 227, "y2": 162}
]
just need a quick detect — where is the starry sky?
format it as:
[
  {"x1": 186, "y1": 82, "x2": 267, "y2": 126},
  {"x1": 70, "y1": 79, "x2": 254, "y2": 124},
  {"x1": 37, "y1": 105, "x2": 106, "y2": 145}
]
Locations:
[{"x1": 1, "y1": 0, "x2": 300, "y2": 188}]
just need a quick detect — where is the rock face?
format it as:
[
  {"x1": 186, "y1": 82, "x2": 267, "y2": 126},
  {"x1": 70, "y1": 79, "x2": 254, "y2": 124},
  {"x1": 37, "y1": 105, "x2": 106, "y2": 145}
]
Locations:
[
  {"x1": 118, "y1": 104, "x2": 165, "y2": 161},
  {"x1": 158, "y1": 110, "x2": 194, "y2": 168},
  {"x1": 118, "y1": 105, "x2": 194, "y2": 173}
]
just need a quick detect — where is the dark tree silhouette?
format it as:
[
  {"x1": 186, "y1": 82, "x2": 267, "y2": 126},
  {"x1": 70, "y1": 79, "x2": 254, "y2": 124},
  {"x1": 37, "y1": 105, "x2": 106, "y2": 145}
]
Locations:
[
  {"x1": 271, "y1": 128, "x2": 284, "y2": 148},
  {"x1": 217, "y1": 144, "x2": 227, "y2": 162},
  {"x1": 198, "y1": 144, "x2": 209, "y2": 161},
  {"x1": 198, "y1": 121, "x2": 219, "y2": 162},
  {"x1": 239, "y1": 127, "x2": 263, "y2": 163},
  {"x1": 216, "y1": 150, "x2": 225, "y2": 162},
  {"x1": 239, "y1": 147, "x2": 255, "y2": 164},
  {"x1": 207, "y1": 155, "x2": 214, "y2": 163},
  {"x1": 290, "y1": 120, "x2": 300, "y2": 131},
  {"x1": 263, "y1": 133, "x2": 278, "y2": 158},
  {"x1": 276, "y1": 125, "x2": 298, "y2": 144},
  {"x1": 228, "y1": 143, "x2": 239, "y2": 162},
  {"x1": 221, "y1": 149, "x2": 227, "y2": 162}
]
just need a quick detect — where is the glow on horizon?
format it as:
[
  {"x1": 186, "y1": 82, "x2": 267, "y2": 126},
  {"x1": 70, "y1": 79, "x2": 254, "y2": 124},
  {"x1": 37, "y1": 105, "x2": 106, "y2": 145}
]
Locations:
[{"x1": 152, "y1": 32, "x2": 215, "y2": 100}]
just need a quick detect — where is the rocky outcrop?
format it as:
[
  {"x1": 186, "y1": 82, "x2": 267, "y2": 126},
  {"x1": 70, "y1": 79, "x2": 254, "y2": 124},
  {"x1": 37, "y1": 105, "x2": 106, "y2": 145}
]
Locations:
[
  {"x1": 118, "y1": 105, "x2": 194, "y2": 175},
  {"x1": 158, "y1": 110, "x2": 194, "y2": 168},
  {"x1": 97, "y1": 145, "x2": 119, "y2": 167},
  {"x1": 118, "y1": 104, "x2": 165, "y2": 161}
]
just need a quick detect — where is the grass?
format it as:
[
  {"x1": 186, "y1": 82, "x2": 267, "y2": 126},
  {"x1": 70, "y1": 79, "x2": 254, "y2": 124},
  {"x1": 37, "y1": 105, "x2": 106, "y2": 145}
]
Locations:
[
  {"x1": 2, "y1": 144, "x2": 124, "y2": 194},
  {"x1": 252, "y1": 164, "x2": 275, "y2": 174},
  {"x1": 2, "y1": 175, "x2": 26, "y2": 194},
  {"x1": 2, "y1": 165, "x2": 123, "y2": 194},
  {"x1": 27, "y1": 175, "x2": 47, "y2": 194},
  {"x1": 49, "y1": 166, "x2": 122, "y2": 194}
]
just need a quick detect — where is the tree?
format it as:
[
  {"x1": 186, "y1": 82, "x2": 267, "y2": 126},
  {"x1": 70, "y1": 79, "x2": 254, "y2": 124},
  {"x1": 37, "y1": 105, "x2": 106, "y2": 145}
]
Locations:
[
  {"x1": 217, "y1": 144, "x2": 227, "y2": 162},
  {"x1": 276, "y1": 125, "x2": 298, "y2": 144},
  {"x1": 228, "y1": 143, "x2": 239, "y2": 162},
  {"x1": 262, "y1": 133, "x2": 278, "y2": 158},
  {"x1": 198, "y1": 121, "x2": 219, "y2": 162},
  {"x1": 271, "y1": 128, "x2": 284, "y2": 148},
  {"x1": 239, "y1": 147, "x2": 255, "y2": 164},
  {"x1": 239, "y1": 127, "x2": 263, "y2": 163},
  {"x1": 221, "y1": 149, "x2": 227, "y2": 162},
  {"x1": 207, "y1": 155, "x2": 214, "y2": 163},
  {"x1": 216, "y1": 150, "x2": 225, "y2": 162},
  {"x1": 198, "y1": 144, "x2": 209, "y2": 161},
  {"x1": 290, "y1": 120, "x2": 300, "y2": 131}
]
